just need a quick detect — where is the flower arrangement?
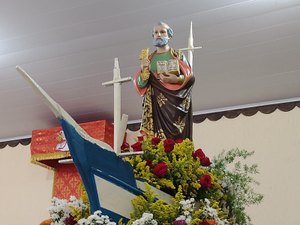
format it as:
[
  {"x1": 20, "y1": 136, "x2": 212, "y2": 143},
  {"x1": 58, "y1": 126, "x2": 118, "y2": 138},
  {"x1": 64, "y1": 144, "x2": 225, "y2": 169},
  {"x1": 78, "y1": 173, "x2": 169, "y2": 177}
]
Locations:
[
  {"x1": 48, "y1": 196, "x2": 89, "y2": 225},
  {"x1": 123, "y1": 138, "x2": 263, "y2": 225},
  {"x1": 125, "y1": 138, "x2": 221, "y2": 202},
  {"x1": 46, "y1": 138, "x2": 263, "y2": 225},
  {"x1": 122, "y1": 184, "x2": 227, "y2": 225},
  {"x1": 77, "y1": 211, "x2": 116, "y2": 225},
  {"x1": 48, "y1": 196, "x2": 116, "y2": 225}
]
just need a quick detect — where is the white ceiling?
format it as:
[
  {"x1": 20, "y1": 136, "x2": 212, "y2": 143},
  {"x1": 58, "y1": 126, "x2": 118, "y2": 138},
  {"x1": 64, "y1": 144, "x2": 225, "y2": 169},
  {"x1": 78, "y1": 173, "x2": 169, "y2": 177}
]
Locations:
[{"x1": 1, "y1": 0, "x2": 300, "y2": 141}]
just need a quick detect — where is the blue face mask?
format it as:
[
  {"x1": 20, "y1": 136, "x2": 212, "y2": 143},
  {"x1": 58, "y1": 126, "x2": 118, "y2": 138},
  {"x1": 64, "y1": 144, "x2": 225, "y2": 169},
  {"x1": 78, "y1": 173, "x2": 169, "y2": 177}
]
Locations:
[{"x1": 153, "y1": 37, "x2": 169, "y2": 47}]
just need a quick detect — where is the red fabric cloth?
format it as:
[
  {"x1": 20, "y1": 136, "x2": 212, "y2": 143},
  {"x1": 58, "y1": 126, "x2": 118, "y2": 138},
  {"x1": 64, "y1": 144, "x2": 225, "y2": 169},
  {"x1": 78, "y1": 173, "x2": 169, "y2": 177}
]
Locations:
[{"x1": 31, "y1": 120, "x2": 114, "y2": 199}]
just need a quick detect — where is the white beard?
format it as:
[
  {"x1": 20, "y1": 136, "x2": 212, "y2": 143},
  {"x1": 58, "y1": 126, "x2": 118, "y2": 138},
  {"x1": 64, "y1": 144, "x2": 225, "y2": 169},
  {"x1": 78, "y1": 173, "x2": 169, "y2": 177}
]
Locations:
[{"x1": 153, "y1": 37, "x2": 169, "y2": 47}]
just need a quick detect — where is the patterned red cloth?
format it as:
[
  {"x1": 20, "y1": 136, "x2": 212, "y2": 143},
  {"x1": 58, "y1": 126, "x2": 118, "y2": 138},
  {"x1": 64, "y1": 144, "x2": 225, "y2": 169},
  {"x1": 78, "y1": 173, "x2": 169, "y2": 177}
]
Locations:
[{"x1": 31, "y1": 120, "x2": 114, "y2": 199}]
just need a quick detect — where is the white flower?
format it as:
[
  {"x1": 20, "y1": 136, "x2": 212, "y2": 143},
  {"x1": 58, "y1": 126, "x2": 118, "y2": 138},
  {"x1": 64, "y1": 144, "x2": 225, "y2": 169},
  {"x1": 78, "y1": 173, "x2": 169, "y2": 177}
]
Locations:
[
  {"x1": 204, "y1": 198, "x2": 210, "y2": 205},
  {"x1": 78, "y1": 218, "x2": 87, "y2": 225},
  {"x1": 185, "y1": 216, "x2": 192, "y2": 224},
  {"x1": 132, "y1": 213, "x2": 158, "y2": 225},
  {"x1": 142, "y1": 212, "x2": 153, "y2": 220},
  {"x1": 179, "y1": 200, "x2": 185, "y2": 205},
  {"x1": 94, "y1": 210, "x2": 102, "y2": 216},
  {"x1": 176, "y1": 215, "x2": 186, "y2": 221},
  {"x1": 183, "y1": 210, "x2": 190, "y2": 216},
  {"x1": 69, "y1": 195, "x2": 77, "y2": 201}
]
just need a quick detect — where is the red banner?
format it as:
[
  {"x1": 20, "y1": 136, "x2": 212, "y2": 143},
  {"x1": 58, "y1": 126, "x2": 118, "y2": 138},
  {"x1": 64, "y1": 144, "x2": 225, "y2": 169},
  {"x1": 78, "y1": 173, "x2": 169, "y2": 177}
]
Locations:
[{"x1": 31, "y1": 120, "x2": 114, "y2": 199}]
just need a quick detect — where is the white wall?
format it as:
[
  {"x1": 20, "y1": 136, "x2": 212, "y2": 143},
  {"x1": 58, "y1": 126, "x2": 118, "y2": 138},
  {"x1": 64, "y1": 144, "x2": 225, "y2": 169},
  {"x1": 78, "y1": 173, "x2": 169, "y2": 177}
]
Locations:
[
  {"x1": 0, "y1": 145, "x2": 53, "y2": 225},
  {"x1": 193, "y1": 108, "x2": 300, "y2": 225},
  {"x1": 1, "y1": 107, "x2": 300, "y2": 225}
]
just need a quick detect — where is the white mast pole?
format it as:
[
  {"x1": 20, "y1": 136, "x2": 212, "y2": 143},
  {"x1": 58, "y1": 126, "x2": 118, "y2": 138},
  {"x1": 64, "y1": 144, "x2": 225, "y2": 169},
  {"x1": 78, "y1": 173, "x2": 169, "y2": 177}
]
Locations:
[
  {"x1": 179, "y1": 21, "x2": 202, "y2": 71},
  {"x1": 113, "y1": 59, "x2": 121, "y2": 153},
  {"x1": 188, "y1": 21, "x2": 194, "y2": 70},
  {"x1": 102, "y1": 58, "x2": 132, "y2": 154}
]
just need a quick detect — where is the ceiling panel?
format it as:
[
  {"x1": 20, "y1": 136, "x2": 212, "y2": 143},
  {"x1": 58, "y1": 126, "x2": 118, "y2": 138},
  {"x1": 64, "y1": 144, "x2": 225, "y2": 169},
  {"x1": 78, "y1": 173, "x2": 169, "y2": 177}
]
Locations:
[{"x1": 1, "y1": 0, "x2": 300, "y2": 141}]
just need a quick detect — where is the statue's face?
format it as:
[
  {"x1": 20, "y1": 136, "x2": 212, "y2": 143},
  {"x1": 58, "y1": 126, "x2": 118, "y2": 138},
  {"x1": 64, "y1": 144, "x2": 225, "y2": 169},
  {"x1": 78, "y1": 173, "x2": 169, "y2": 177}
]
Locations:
[
  {"x1": 153, "y1": 25, "x2": 170, "y2": 47},
  {"x1": 153, "y1": 25, "x2": 169, "y2": 39}
]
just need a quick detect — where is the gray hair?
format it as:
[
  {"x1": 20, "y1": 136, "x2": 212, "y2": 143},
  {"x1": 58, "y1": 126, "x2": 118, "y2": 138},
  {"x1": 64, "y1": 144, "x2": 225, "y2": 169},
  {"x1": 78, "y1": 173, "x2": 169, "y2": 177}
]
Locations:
[{"x1": 152, "y1": 22, "x2": 174, "y2": 38}]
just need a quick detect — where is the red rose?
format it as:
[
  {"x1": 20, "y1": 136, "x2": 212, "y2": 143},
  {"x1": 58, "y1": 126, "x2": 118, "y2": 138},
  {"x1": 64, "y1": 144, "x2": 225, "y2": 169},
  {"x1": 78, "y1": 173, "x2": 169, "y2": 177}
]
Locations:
[
  {"x1": 199, "y1": 174, "x2": 212, "y2": 188},
  {"x1": 199, "y1": 220, "x2": 216, "y2": 225},
  {"x1": 145, "y1": 160, "x2": 153, "y2": 168},
  {"x1": 198, "y1": 221, "x2": 210, "y2": 225},
  {"x1": 121, "y1": 142, "x2": 130, "y2": 152},
  {"x1": 172, "y1": 220, "x2": 187, "y2": 225},
  {"x1": 201, "y1": 157, "x2": 211, "y2": 167},
  {"x1": 137, "y1": 136, "x2": 144, "y2": 142},
  {"x1": 192, "y1": 148, "x2": 206, "y2": 160},
  {"x1": 164, "y1": 138, "x2": 175, "y2": 153},
  {"x1": 153, "y1": 162, "x2": 168, "y2": 177},
  {"x1": 151, "y1": 137, "x2": 161, "y2": 145},
  {"x1": 65, "y1": 215, "x2": 76, "y2": 225},
  {"x1": 175, "y1": 138, "x2": 183, "y2": 143},
  {"x1": 131, "y1": 142, "x2": 142, "y2": 152}
]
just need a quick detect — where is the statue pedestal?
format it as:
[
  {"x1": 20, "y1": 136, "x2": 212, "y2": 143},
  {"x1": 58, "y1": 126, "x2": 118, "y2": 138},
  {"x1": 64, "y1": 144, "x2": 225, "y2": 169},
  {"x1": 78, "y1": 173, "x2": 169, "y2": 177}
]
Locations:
[{"x1": 31, "y1": 120, "x2": 113, "y2": 199}]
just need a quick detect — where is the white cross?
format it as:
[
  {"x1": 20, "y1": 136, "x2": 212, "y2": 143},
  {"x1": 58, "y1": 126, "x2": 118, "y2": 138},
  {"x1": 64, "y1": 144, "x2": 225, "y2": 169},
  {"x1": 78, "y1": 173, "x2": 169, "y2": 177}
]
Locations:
[
  {"x1": 102, "y1": 58, "x2": 132, "y2": 154},
  {"x1": 179, "y1": 21, "x2": 202, "y2": 70}
]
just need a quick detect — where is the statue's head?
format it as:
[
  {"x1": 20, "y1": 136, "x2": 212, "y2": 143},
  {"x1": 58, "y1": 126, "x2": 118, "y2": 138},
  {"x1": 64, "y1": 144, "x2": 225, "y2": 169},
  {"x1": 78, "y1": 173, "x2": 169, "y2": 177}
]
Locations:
[
  {"x1": 152, "y1": 22, "x2": 174, "y2": 38},
  {"x1": 152, "y1": 22, "x2": 173, "y2": 47}
]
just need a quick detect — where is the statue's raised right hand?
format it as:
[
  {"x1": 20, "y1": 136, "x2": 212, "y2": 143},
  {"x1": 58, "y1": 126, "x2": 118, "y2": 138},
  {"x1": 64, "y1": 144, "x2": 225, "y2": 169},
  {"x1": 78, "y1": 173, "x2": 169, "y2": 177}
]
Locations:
[{"x1": 141, "y1": 59, "x2": 150, "y2": 70}]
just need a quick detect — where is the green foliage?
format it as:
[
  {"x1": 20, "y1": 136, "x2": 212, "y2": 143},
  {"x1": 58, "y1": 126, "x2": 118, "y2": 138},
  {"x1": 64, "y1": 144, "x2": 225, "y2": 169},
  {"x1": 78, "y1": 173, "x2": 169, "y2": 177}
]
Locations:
[
  {"x1": 126, "y1": 184, "x2": 178, "y2": 225},
  {"x1": 211, "y1": 148, "x2": 264, "y2": 225}
]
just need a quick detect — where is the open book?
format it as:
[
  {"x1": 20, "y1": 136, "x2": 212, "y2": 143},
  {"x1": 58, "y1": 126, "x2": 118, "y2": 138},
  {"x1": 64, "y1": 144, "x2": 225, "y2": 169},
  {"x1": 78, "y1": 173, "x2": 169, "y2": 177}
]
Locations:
[{"x1": 156, "y1": 59, "x2": 180, "y2": 76}]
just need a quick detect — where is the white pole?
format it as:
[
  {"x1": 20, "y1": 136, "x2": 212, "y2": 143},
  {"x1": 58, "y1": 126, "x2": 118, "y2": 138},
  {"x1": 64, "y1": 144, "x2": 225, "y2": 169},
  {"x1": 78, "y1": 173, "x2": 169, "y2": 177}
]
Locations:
[
  {"x1": 178, "y1": 21, "x2": 202, "y2": 70},
  {"x1": 188, "y1": 21, "x2": 194, "y2": 70},
  {"x1": 102, "y1": 58, "x2": 132, "y2": 154},
  {"x1": 113, "y1": 58, "x2": 121, "y2": 153}
]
